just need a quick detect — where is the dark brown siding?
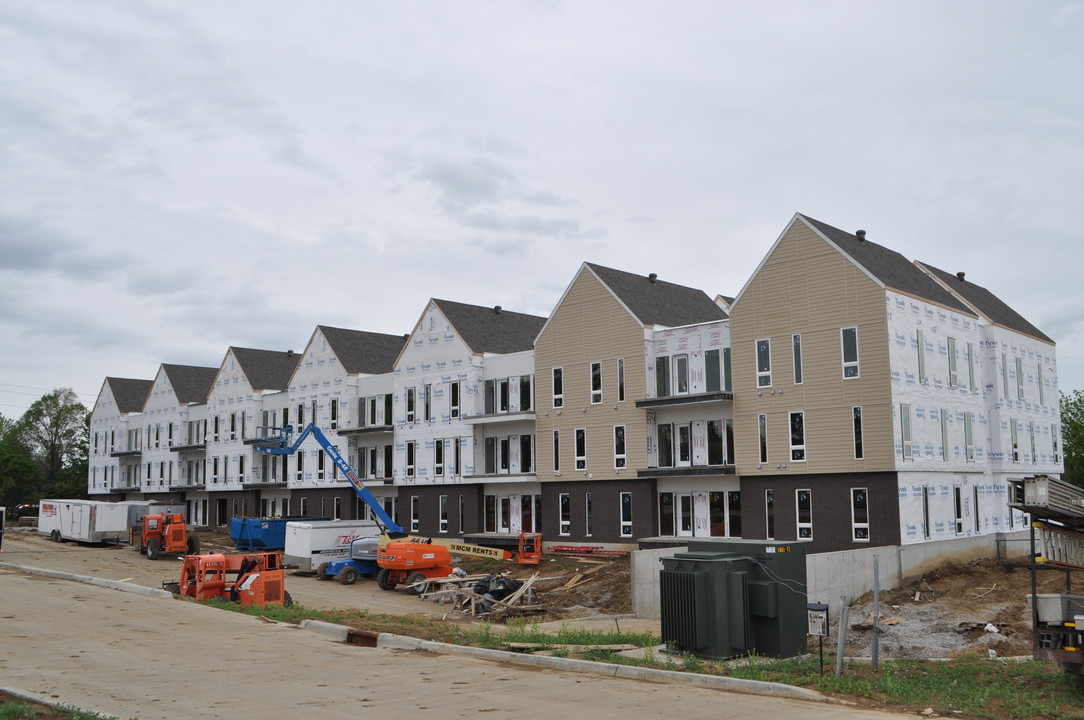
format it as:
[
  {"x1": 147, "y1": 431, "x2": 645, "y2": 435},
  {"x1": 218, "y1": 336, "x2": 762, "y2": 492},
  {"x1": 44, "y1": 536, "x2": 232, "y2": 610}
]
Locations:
[
  {"x1": 738, "y1": 472, "x2": 900, "y2": 554},
  {"x1": 541, "y1": 478, "x2": 656, "y2": 544}
]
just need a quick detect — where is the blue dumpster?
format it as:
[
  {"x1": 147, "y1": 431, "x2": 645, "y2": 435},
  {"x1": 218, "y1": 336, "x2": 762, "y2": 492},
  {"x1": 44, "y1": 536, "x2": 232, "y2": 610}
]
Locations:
[{"x1": 230, "y1": 516, "x2": 331, "y2": 550}]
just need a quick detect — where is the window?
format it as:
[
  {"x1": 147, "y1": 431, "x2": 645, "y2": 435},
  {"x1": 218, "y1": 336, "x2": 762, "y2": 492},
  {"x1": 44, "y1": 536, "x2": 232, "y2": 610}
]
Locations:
[
  {"x1": 675, "y1": 354, "x2": 689, "y2": 394},
  {"x1": 725, "y1": 419, "x2": 735, "y2": 465},
  {"x1": 792, "y1": 334, "x2": 803, "y2": 385},
  {"x1": 901, "y1": 404, "x2": 912, "y2": 460},
  {"x1": 552, "y1": 368, "x2": 563, "y2": 408},
  {"x1": 973, "y1": 485, "x2": 981, "y2": 533},
  {"x1": 520, "y1": 434, "x2": 533, "y2": 473},
  {"x1": 964, "y1": 413, "x2": 975, "y2": 461},
  {"x1": 439, "y1": 495, "x2": 448, "y2": 533},
  {"x1": 707, "y1": 420, "x2": 724, "y2": 465},
  {"x1": 967, "y1": 343, "x2": 975, "y2": 391},
  {"x1": 675, "y1": 423, "x2": 691, "y2": 466},
  {"x1": 424, "y1": 384, "x2": 433, "y2": 421},
  {"x1": 406, "y1": 388, "x2": 416, "y2": 423},
  {"x1": 458, "y1": 495, "x2": 465, "y2": 534},
  {"x1": 1016, "y1": 357, "x2": 1025, "y2": 400},
  {"x1": 484, "y1": 437, "x2": 497, "y2": 474},
  {"x1": 484, "y1": 495, "x2": 497, "y2": 532},
  {"x1": 922, "y1": 486, "x2": 931, "y2": 539},
  {"x1": 498, "y1": 379, "x2": 509, "y2": 413},
  {"x1": 434, "y1": 439, "x2": 444, "y2": 476},
  {"x1": 452, "y1": 438, "x2": 461, "y2": 477},
  {"x1": 853, "y1": 406, "x2": 864, "y2": 459},
  {"x1": 450, "y1": 381, "x2": 460, "y2": 418},
  {"x1": 841, "y1": 327, "x2": 859, "y2": 378},
  {"x1": 723, "y1": 348, "x2": 732, "y2": 392},
  {"x1": 590, "y1": 362, "x2": 602, "y2": 404},
  {"x1": 756, "y1": 339, "x2": 772, "y2": 387},
  {"x1": 659, "y1": 492, "x2": 675, "y2": 536},
  {"x1": 947, "y1": 337, "x2": 958, "y2": 388},
  {"x1": 789, "y1": 411, "x2": 805, "y2": 461},
  {"x1": 585, "y1": 493, "x2": 593, "y2": 536},
  {"x1": 657, "y1": 423, "x2": 674, "y2": 467},
  {"x1": 1010, "y1": 419, "x2": 1020, "y2": 462},
  {"x1": 940, "y1": 408, "x2": 949, "y2": 461},
  {"x1": 1002, "y1": 353, "x2": 1010, "y2": 399},
  {"x1": 410, "y1": 496, "x2": 419, "y2": 533},
  {"x1": 852, "y1": 488, "x2": 869, "y2": 541},
  {"x1": 953, "y1": 486, "x2": 964, "y2": 535},
  {"x1": 619, "y1": 492, "x2": 633, "y2": 536},
  {"x1": 758, "y1": 414, "x2": 768, "y2": 464},
  {"x1": 617, "y1": 359, "x2": 625, "y2": 402},
  {"x1": 295, "y1": 452, "x2": 303, "y2": 481},
  {"x1": 330, "y1": 399, "x2": 338, "y2": 430},
  {"x1": 574, "y1": 428, "x2": 586, "y2": 470},
  {"x1": 520, "y1": 375, "x2": 533, "y2": 411},
  {"x1": 1053, "y1": 424, "x2": 1061, "y2": 463},
  {"x1": 655, "y1": 355, "x2": 671, "y2": 396},
  {"x1": 705, "y1": 349, "x2": 721, "y2": 393},
  {"x1": 1030, "y1": 422, "x2": 1037, "y2": 465},
  {"x1": 796, "y1": 489, "x2": 812, "y2": 539},
  {"x1": 765, "y1": 490, "x2": 775, "y2": 539},
  {"x1": 613, "y1": 425, "x2": 626, "y2": 468},
  {"x1": 317, "y1": 450, "x2": 325, "y2": 480},
  {"x1": 559, "y1": 493, "x2": 571, "y2": 535},
  {"x1": 552, "y1": 430, "x2": 560, "y2": 472},
  {"x1": 1038, "y1": 363, "x2": 1045, "y2": 405},
  {"x1": 405, "y1": 441, "x2": 415, "y2": 477},
  {"x1": 916, "y1": 329, "x2": 926, "y2": 383}
]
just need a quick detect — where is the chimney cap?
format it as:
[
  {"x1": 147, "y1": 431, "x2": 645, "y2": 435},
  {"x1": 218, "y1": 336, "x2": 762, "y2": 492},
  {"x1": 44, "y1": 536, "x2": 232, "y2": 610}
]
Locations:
[
  {"x1": 856, "y1": 229, "x2": 866, "y2": 241},
  {"x1": 648, "y1": 273, "x2": 658, "y2": 283},
  {"x1": 494, "y1": 305, "x2": 502, "y2": 314},
  {"x1": 956, "y1": 272, "x2": 966, "y2": 282}
]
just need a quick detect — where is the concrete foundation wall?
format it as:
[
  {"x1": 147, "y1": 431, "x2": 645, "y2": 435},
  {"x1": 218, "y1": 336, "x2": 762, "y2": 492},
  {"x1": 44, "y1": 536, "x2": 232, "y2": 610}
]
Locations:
[{"x1": 631, "y1": 530, "x2": 1031, "y2": 620}]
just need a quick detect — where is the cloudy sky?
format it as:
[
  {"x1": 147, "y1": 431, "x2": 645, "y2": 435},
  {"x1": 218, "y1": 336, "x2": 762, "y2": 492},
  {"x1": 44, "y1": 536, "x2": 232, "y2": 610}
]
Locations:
[{"x1": 1, "y1": 1, "x2": 1082, "y2": 419}]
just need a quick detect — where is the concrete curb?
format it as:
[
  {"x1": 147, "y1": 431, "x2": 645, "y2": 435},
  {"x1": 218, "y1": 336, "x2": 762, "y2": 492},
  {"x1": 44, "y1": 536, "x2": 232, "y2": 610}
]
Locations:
[{"x1": 0, "y1": 561, "x2": 174, "y2": 599}]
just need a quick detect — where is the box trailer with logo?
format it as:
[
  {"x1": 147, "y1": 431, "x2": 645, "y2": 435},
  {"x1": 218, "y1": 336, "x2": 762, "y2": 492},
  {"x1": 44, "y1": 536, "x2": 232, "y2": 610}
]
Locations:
[
  {"x1": 283, "y1": 518, "x2": 380, "y2": 572},
  {"x1": 37, "y1": 500, "x2": 141, "y2": 544}
]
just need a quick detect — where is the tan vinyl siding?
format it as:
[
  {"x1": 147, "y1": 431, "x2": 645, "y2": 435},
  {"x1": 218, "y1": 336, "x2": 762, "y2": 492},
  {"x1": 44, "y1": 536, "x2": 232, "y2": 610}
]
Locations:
[
  {"x1": 732, "y1": 220, "x2": 895, "y2": 475},
  {"x1": 535, "y1": 269, "x2": 648, "y2": 482}
]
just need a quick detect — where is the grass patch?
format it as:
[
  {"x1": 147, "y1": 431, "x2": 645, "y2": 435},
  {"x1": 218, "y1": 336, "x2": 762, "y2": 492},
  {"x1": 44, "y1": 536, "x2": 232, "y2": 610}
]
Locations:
[{"x1": 0, "y1": 699, "x2": 120, "y2": 720}]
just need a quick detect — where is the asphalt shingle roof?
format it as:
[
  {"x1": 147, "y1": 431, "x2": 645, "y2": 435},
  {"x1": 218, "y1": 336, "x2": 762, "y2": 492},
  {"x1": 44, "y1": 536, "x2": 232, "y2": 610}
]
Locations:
[
  {"x1": 231, "y1": 347, "x2": 303, "y2": 391},
  {"x1": 318, "y1": 326, "x2": 408, "y2": 374},
  {"x1": 585, "y1": 263, "x2": 728, "y2": 327},
  {"x1": 432, "y1": 299, "x2": 547, "y2": 354},
  {"x1": 917, "y1": 262, "x2": 1053, "y2": 343},
  {"x1": 161, "y1": 364, "x2": 218, "y2": 404},
  {"x1": 104, "y1": 377, "x2": 152, "y2": 413},
  {"x1": 800, "y1": 215, "x2": 977, "y2": 317}
]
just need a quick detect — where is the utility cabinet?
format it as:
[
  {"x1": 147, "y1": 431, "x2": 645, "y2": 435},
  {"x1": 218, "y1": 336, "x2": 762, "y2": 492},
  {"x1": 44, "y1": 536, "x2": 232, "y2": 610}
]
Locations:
[{"x1": 660, "y1": 539, "x2": 807, "y2": 660}]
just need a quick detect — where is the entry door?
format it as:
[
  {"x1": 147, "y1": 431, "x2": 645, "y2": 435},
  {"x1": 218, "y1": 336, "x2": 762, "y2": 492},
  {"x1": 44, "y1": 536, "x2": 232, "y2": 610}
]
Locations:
[
  {"x1": 509, "y1": 494, "x2": 522, "y2": 534},
  {"x1": 215, "y1": 498, "x2": 228, "y2": 527},
  {"x1": 676, "y1": 494, "x2": 694, "y2": 536},
  {"x1": 499, "y1": 497, "x2": 512, "y2": 532}
]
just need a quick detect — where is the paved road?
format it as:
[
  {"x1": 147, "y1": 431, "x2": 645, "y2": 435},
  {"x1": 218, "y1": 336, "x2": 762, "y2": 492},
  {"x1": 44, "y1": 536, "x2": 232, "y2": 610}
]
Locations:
[{"x1": 0, "y1": 531, "x2": 916, "y2": 719}]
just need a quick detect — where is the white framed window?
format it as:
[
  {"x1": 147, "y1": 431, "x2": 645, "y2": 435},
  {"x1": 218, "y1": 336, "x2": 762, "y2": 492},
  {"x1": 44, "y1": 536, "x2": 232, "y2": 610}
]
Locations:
[
  {"x1": 295, "y1": 452, "x2": 303, "y2": 481},
  {"x1": 707, "y1": 420, "x2": 724, "y2": 465},
  {"x1": 520, "y1": 434, "x2": 533, "y2": 473},
  {"x1": 552, "y1": 368, "x2": 564, "y2": 408},
  {"x1": 853, "y1": 406, "x2": 864, "y2": 460},
  {"x1": 796, "y1": 489, "x2": 812, "y2": 539},
  {"x1": 424, "y1": 384, "x2": 433, "y2": 421},
  {"x1": 1002, "y1": 353, "x2": 1010, "y2": 399},
  {"x1": 1038, "y1": 363, "x2": 1045, "y2": 405},
  {"x1": 792, "y1": 334, "x2": 803, "y2": 385},
  {"x1": 1010, "y1": 419, "x2": 1020, "y2": 463},
  {"x1": 973, "y1": 485, "x2": 981, "y2": 533},
  {"x1": 655, "y1": 355, "x2": 671, "y2": 396},
  {"x1": 705, "y1": 349, "x2": 721, "y2": 392},
  {"x1": 552, "y1": 430, "x2": 560, "y2": 472},
  {"x1": 330, "y1": 399, "x2": 338, "y2": 430},
  {"x1": 916, "y1": 329, "x2": 926, "y2": 383},
  {"x1": 620, "y1": 491, "x2": 633, "y2": 537},
  {"x1": 559, "y1": 493, "x2": 571, "y2": 535},
  {"x1": 657, "y1": 423, "x2": 674, "y2": 467},
  {"x1": 851, "y1": 488, "x2": 869, "y2": 541},
  {"x1": 940, "y1": 408, "x2": 949, "y2": 461},
  {"x1": 439, "y1": 495, "x2": 448, "y2": 533},
  {"x1": 434, "y1": 439, "x2": 445, "y2": 476},
  {"x1": 964, "y1": 413, "x2": 975, "y2": 461},
  {"x1": 613, "y1": 425, "x2": 626, "y2": 468},
  {"x1": 590, "y1": 362, "x2": 603, "y2": 404},
  {"x1": 410, "y1": 495, "x2": 419, "y2": 533},
  {"x1": 953, "y1": 486, "x2": 964, "y2": 535},
  {"x1": 765, "y1": 489, "x2": 775, "y2": 540},
  {"x1": 922, "y1": 486, "x2": 931, "y2": 539},
  {"x1": 1016, "y1": 357, "x2": 1025, "y2": 400},
  {"x1": 900, "y1": 404, "x2": 912, "y2": 460},
  {"x1": 758, "y1": 414, "x2": 768, "y2": 464},
  {"x1": 841, "y1": 327, "x2": 859, "y2": 378},
  {"x1": 756, "y1": 339, "x2": 772, "y2": 387},
  {"x1": 617, "y1": 359, "x2": 625, "y2": 402},
  {"x1": 585, "y1": 493, "x2": 593, "y2": 536},
  {"x1": 789, "y1": 411, "x2": 805, "y2": 461},
  {"x1": 675, "y1": 354, "x2": 689, "y2": 394},
  {"x1": 947, "y1": 337, "x2": 958, "y2": 388},
  {"x1": 574, "y1": 428, "x2": 586, "y2": 470},
  {"x1": 450, "y1": 381, "x2": 460, "y2": 419},
  {"x1": 405, "y1": 441, "x2": 415, "y2": 477},
  {"x1": 1030, "y1": 422, "x2": 1037, "y2": 465},
  {"x1": 1053, "y1": 423, "x2": 1061, "y2": 464},
  {"x1": 677, "y1": 423, "x2": 692, "y2": 467},
  {"x1": 519, "y1": 375, "x2": 533, "y2": 411},
  {"x1": 967, "y1": 343, "x2": 975, "y2": 391},
  {"x1": 406, "y1": 388, "x2": 416, "y2": 423},
  {"x1": 725, "y1": 419, "x2": 735, "y2": 465},
  {"x1": 317, "y1": 449, "x2": 325, "y2": 480}
]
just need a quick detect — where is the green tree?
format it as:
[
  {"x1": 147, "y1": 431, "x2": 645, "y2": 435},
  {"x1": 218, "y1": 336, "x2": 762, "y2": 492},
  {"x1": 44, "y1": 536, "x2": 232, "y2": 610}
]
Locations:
[
  {"x1": 17, "y1": 388, "x2": 89, "y2": 499},
  {"x1": 0, "y1": 413, "x2": 40, "y2": 510},
  {"x1": 1062, "y1": 390, "x2": 1084, "y2": 488}
]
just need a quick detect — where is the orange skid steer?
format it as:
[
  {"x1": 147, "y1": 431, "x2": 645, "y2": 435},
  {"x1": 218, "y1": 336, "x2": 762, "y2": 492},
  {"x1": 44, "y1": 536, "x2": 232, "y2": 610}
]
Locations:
[{"x1": 164, "y1": 552, "x2": 292, "y2": 607}]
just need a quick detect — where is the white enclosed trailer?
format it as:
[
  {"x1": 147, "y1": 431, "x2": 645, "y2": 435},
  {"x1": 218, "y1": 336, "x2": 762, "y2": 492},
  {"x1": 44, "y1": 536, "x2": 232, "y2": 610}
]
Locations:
[
  {"x1": 37, "y1": 499, "x2": 138, "y2": 543},
  {"x1": 283, "y1": 518, "x2": 380, "y2": 572}
]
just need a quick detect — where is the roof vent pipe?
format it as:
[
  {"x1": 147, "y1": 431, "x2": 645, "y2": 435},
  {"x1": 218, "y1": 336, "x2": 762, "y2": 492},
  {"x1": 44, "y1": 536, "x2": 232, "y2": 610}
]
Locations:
[
  {"x1": 856, "y1": 230, "x2": 866, "y2": 241},
  {"x1": 648, "y1": 273, "x2": 658, "y2": 283},
  {"x1": 956, "y1": 272, "x2": 965, "y2": 282},
  {"x1": 494, "y1": 305, "x2": 502, "y2": 314}
]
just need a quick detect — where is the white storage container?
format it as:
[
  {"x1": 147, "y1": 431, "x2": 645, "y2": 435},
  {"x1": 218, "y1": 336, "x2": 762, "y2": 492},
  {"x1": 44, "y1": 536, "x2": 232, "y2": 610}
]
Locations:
[{"x1": 283, "y1": 519, "x2": 380, "y2": 572}]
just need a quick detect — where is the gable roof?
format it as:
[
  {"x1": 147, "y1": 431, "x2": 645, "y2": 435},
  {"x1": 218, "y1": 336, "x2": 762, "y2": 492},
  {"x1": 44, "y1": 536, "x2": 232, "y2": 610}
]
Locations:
[
  {"x1": 318, "y1": 326, "x2": 407, "y2": 374},
  {"x1": 432, "y1": 299, "x2": 546, "y2": 355},
  {"x1": 916, "y1": 262, "x2": 1053, "y2": 344},
  {"x1": 230, "y1": 347, "x2": 303, "y2": 391},
  {"x1": 585, "y1": 263, "x2": 728, "y2": 327},
  {"x1": 161, "y1": 364, "x2": 218, "y2": 404},
  {"x1": 104, "y1": 377, "x2": 153, "y2": 413},
  {"x1": 798, "y1": 214, "x2": 977, "y2": 317}
]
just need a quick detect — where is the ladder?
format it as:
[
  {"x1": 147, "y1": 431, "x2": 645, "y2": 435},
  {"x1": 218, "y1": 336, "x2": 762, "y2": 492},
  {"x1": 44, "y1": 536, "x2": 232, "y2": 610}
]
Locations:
[{"x1": 1035, "y1": 520, "x2": 1084, "y2": 570}]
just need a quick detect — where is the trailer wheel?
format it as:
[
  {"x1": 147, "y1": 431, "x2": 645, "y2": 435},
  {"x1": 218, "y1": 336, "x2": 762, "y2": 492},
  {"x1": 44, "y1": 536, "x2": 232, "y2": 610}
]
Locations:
[
  {"x1": 282, "y1": 591, "x2": 294, "y2": 608},
  {"x1": 339, "y1": 567, "x2": 358, "y2": 585},
  {"x1": 186, "y1": 536, "x2": 200, "y2": 555},
  {"x1": 146, "y1": 537, "x2": 160, "y2": 560},
  {"x1": 376, "y1": 568, "x2": 396, "y2": 591},
  {"x1": 315, "y1": 562, "x2": 330, "y2": 580},
  {"x1": 50, "y1": 530, "x2": 61, "y2": 543},
  {"x1": 406, "y1": 572, "x2": 428, "y2": 596}
]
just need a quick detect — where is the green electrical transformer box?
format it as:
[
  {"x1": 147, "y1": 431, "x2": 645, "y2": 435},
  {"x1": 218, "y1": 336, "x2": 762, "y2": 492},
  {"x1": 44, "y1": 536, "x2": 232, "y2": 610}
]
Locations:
[{"x1": 660, "y1": 539, "x2": 808, "y2": 660}]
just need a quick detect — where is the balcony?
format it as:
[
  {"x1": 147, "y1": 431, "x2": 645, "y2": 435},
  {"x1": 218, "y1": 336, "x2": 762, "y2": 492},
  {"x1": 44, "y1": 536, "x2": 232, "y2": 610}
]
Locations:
[
  {"x1": 336, "y1": 424, "x2": 394, "y2": 436},
  {"x1": 110, "y1": 449, "x2": 142, "y2": 458},
  {"x1": 169, "y1": 442, "x2": 207, "y2": 453},
  {"x1": 242, "y1": 479, "x2": 289, "y2": 490},
  {"x1": 635, "y1": 390, "x2": 733, "y2": 409},
  {"x1": 460, "y1": 411, "x2": 535, "y2": 426},
  {"x1": 637, "y1": 464, "x2": 735, "y2": 479}
]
